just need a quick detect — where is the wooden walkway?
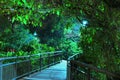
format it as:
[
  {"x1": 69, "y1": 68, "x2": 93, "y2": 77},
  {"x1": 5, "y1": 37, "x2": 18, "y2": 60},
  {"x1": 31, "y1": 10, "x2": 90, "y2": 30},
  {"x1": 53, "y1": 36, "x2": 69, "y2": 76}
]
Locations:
[{"x1": 24, "y1": 60, "x2": 67, "y2": 80}]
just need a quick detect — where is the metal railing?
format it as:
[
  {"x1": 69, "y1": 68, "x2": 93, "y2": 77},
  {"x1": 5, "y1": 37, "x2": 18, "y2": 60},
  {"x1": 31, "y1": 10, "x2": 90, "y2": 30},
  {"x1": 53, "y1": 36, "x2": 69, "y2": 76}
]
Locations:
[
  {"x1": 67, "y1": 53, "x2": 120, "y2": 80},
  {"x1": 0, "y1": 51, "x2": 63, "y2": 80}
]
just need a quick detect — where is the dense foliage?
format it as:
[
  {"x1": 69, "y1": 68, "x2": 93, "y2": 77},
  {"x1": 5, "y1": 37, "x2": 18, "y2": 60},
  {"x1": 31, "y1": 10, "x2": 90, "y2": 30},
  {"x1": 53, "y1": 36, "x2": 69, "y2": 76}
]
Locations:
[
  {"x1": 0, "y1": 24, "x2": 55, "y2": 57},
  {"x1": 0, "y1": 0, "x2": 120, "y2": 79}
]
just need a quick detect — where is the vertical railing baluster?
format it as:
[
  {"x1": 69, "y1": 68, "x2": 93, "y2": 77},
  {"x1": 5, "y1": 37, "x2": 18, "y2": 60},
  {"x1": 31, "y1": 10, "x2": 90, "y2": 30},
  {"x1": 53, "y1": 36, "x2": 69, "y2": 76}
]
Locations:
[
  {"x1": 28, "y1": 55, "x2": 31, "y2": 76},
  {"x1": 30, "y1": 55, "x2": 32, "y2": 74},
  {"x1": 28, "y1": 54, "x2": 32, "y2": 77},
  {"x1": 0, "y1": 60, "x2": 3, "y2": 80}
]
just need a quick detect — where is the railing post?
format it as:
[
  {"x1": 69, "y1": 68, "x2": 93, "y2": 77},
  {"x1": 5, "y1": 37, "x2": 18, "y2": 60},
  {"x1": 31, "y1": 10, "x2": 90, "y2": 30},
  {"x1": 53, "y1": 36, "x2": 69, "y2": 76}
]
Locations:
[
  {"x1": 39, "y1": 54, "x2": 42, "y2": 71},
  {"x1": 15, "y1": 56, "x2": 18, "y2": 78},
  {"x1": 60, "y1": 52, "x2": 63, "y2": 61},
  {"x1": 0, "y1": 60, "x2": 3, "y2": 80},
  {"x1": 54, "y1": 52, "x2": 56, "y2": 64},
  {"x1": 67, "y1": 61, "x2": 71, "y2": 80},
  {"x1": 47, "y1": 53, "x2": 50, "y2": 67},
  {"x1": 70, "y1": 60, "x2": 74, "y2": 80}
]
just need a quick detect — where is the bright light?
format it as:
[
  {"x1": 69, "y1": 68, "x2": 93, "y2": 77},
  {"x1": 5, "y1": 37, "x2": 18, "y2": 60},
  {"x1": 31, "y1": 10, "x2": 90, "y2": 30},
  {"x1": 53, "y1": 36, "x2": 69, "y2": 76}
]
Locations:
[
  {"x1": 33, "y1": 32, "x2": 37, "y2": 36},
  {"x1": 82, "y1": 20, "x2": 88, "y2": 26}
]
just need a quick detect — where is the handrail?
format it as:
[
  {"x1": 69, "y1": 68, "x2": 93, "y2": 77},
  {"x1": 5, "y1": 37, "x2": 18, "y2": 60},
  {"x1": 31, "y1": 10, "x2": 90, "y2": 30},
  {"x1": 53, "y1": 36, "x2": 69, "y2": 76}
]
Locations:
[
  {"x1": 0, "y1": 51, "x2": 63, "y2": 80},
  {"x1": 0, "y1": 57, "x2": 18, "y2": 61},
  {"x1": 71, "y1": 60, "x2": 120, "y2": 79},
  {"x1": 67, "y1": 53, "x2": 120, "y2": 80},
  {"x1": 0, "y1": 51, "x2": 62, "y2": 61},
  {"x1": 68, "y1": 53, "x2": 80, "y2": 61}
]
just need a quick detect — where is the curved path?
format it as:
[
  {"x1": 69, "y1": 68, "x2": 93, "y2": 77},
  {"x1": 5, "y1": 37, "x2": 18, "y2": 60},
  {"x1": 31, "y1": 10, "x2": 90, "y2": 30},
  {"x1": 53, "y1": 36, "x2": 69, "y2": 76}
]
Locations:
[{"x1": 24, "y1": 60, "x2": 67, "y2": 80}]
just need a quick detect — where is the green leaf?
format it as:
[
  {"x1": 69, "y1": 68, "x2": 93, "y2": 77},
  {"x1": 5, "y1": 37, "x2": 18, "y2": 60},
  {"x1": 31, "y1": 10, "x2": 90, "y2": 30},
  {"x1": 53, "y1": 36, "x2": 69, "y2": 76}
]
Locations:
[
  {"x1": 40, "y1": 22, "x2": 42, "y2": 27},
  {"x1": 23, "y1": 19, "x2": 27, "y2": 24},
  {"x1": 25, "y1": 15, "x2": 29, "y2": 20},
  {"x1": 65, "y1": 4, "x2": 71, "y2": 7},
  {"x1": 17, "y1": 1, "x2": 23, "y2": 6},
  {"x1": 22, "y1": 0, "x2": 26, "y2": 3},
  {"x1": 12, "y1": 17, "x2": 15, "y2": 23},
  {"x1": 56, "y1": 10, "x2": 60, "y2": 16}
]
